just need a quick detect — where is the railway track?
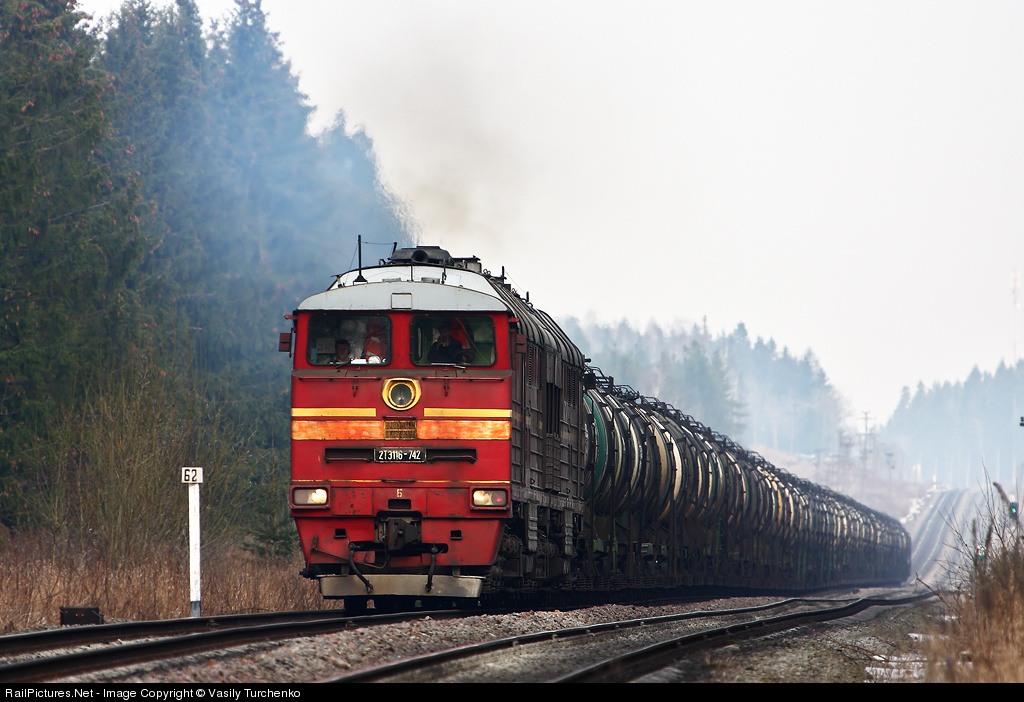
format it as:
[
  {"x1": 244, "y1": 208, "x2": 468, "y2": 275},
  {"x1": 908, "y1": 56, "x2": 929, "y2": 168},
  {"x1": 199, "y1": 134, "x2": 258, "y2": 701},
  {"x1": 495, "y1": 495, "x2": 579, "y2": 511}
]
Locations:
[
  {"x1": 2, "y1": 591, "x2": 930, "y2": 683},
  {"x1": 553, "y1": 593, "x2": 933, "y2": 683},
  {"x1": 0, "y1": 608, "x2": 467, "y2": 683},
  {"x1": 323, "y1": 591, "x2": 932, "y2": 683}
]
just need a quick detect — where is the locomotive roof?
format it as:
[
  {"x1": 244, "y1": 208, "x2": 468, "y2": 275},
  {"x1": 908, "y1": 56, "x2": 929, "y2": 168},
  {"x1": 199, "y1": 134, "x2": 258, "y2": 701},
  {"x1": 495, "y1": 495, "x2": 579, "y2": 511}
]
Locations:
[
  {"x1": 298, "y1": 264, "x2": 508, "y2": 312},
  {"x1": 296, "y1": 247, "x2": 586, "y2": 368}
]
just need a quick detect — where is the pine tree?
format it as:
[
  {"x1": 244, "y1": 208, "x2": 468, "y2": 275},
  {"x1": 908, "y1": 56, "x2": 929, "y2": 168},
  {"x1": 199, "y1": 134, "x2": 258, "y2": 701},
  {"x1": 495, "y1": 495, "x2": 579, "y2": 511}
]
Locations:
[
  {"x1": 0, "y1": 0, "x2": 147, "y2": 522},
  {"x1": 680, "y1": 340, "x2": 742, "y2": 435},
  {"x1": 100, "y1": 0, "x2": 214, "y2": 318}
]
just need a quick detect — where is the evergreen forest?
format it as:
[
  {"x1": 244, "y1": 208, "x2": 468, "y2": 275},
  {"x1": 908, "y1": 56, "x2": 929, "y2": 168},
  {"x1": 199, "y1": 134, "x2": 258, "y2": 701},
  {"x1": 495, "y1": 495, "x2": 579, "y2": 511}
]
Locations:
[
  {"x1": 563, "y1": 318, "x2": 844, "y2": 458},
  {"x1": 882, "y1": 364, "x2": 1024, "y2": 490},
  {"x1": 0, "y1": 0, "x2": 409, "y2": 560}
]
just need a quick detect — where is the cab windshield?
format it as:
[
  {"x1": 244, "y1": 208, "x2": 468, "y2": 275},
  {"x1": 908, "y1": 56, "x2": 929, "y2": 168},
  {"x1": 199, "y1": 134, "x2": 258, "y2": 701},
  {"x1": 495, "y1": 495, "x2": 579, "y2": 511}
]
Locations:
[
  {"x1": 410, "y1": 315, "x2": 496, "y2": 366},
  {"x1": 307, "y1": 313, "x2": 391, "y2": 366}
]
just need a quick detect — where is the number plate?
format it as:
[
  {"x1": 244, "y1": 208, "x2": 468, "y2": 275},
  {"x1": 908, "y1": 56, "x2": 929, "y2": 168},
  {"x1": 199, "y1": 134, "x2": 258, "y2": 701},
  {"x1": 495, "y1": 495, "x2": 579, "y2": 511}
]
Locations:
[{"x1": 374, "y1": 447, "x2": 425, "y2": 463}]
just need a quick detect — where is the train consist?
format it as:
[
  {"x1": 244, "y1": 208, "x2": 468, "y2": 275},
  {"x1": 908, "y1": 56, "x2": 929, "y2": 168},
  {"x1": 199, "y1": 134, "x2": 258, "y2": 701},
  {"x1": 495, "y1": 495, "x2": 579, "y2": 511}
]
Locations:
[{"x1": 282, "y1": 246, "x2": 910, "y2": 607}]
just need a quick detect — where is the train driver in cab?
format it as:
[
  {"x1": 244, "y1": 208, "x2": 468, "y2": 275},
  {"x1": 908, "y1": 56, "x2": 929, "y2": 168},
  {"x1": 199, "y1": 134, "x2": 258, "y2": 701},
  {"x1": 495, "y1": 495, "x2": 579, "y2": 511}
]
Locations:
[
  {"x1": 428, "y1": 321, "x2": 465, "y2": 364},
  {"x1": 334, "y1": 339, "x2": 352, "y2": 364}
]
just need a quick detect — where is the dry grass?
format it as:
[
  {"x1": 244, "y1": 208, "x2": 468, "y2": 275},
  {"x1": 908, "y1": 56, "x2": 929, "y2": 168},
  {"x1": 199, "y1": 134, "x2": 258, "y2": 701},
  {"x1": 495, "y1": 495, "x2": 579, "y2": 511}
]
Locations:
[
  {"x1": 0, "y1": 534, "x2": 340, "y2": 634},
  {"x1": 926, "y1": 482, "x2": 1024, "y2": 682},
  {"x1": 25, "y1": 354, "x2": 275, "y2": 566},
  {"x1": 0, "y1": 349, "x2": 333, "y2": 635}
]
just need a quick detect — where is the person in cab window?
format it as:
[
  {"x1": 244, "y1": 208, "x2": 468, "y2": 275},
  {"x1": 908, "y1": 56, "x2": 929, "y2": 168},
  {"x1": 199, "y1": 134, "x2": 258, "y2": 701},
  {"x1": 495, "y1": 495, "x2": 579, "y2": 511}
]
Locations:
[
  {"x1": 362, "y1": 318, "x2": 387, "y2": 363},
  {"x1": 334, "y1": 339, "x2": 352, "y2": 364},
  {"x1": 428, "y1": 322, "x2": 464, "y2": 364}
]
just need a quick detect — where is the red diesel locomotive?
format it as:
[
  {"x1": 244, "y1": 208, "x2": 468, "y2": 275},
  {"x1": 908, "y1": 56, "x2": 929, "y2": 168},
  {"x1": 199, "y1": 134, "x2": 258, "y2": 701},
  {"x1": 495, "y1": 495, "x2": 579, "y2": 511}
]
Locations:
[{"x1": 281, "y1": 246, "x2": 910, "y2": 608}]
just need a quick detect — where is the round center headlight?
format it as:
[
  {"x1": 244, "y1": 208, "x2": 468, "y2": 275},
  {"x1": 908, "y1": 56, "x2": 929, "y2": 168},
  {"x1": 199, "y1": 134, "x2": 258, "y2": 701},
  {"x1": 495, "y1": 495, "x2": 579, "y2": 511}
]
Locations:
[
  {"x1": 383, "y1": 378, "x2": 420, "y2": 411},
  {"x1": 389, "y1": 383, "x2": 413, "y2": 407}
]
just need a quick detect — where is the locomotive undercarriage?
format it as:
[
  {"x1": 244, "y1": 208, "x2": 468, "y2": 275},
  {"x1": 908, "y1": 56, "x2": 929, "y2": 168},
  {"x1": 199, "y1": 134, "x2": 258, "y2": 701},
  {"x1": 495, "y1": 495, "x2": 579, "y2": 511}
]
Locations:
[{"x1": 305, "y1": 512, "x2": 495, "y2": 600}]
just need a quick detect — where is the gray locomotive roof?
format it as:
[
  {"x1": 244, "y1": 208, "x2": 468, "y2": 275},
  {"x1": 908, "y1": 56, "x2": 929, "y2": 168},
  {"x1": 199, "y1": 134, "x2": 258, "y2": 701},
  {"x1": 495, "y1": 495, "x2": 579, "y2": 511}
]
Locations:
[
  {"x1": 296, "y1": 256, "x2": 587, "y2": 368},
  {"x1": 297, "y1": 265, "x2": 508, "y2": 313}
]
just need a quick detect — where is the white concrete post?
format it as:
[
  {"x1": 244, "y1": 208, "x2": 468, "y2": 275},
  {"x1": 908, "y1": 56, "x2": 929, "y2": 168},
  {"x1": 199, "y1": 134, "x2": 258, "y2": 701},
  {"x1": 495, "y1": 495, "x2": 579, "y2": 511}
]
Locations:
[{"x1": 182, "y1": 467, "x2": 204, "y2": 617}]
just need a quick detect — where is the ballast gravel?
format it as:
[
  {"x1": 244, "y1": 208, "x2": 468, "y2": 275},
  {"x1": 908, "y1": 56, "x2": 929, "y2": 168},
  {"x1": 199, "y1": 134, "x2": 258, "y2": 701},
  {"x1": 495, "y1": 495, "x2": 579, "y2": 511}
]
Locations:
[{"x1": 62, "y1": 595, "x2": 932, "y2": 684}]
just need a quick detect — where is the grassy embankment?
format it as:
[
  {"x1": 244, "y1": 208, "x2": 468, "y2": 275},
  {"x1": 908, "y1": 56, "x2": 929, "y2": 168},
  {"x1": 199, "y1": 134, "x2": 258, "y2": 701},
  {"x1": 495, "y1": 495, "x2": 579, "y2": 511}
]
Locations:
[
  {"x1": 927, "y1": 482, "x2": 1024, "y2": 681},
  {"x1": 0, "y1": 537, "x2": 337, "y2": 634},
  {"x1": 0, "y1": 353, "x2": 340, "y2": 633}
]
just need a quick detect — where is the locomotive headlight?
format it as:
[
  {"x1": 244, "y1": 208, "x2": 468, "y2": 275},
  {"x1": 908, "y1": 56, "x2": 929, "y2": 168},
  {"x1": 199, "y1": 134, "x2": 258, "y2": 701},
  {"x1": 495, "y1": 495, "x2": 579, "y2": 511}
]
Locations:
[
  {"x1": 383, "y1": 378, "x2": 420, "y2": 411},
  {"x1": 293, "y1": 487, "x2": 328, "y2": 506},
  {"x1": 471, "y1": 489, "x2": 509, "y2": 508}
]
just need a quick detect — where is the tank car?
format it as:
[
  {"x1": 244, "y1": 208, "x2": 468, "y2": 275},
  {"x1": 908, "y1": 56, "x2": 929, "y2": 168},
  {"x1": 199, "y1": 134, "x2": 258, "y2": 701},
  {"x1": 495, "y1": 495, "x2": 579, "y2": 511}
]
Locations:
[{"x1": 280, "y1": 246, "x2": 910, "y2": 606}]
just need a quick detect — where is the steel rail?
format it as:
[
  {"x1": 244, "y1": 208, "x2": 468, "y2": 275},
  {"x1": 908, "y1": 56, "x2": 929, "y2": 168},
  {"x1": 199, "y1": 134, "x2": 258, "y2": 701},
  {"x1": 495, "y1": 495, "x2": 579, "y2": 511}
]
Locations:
[
  {"x1": 549, "y1": 592, "x2": 935, "y2": 683},
  {"x1": 0, "y1": 609, "x2": 465, "y2": 683},
  {"x1": 322, "y1": 596, "x2": 839, "y2": 683},
  {"x1": 0, "y1": 609, "x2": 356, "y2": 657}
]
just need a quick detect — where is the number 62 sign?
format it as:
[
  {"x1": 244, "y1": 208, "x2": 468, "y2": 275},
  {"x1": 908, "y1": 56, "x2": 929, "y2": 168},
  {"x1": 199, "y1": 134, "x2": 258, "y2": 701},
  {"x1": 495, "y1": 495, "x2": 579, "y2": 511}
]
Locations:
[{"x1": 181, "y1": 467, "x2": 204, "y2": 484}]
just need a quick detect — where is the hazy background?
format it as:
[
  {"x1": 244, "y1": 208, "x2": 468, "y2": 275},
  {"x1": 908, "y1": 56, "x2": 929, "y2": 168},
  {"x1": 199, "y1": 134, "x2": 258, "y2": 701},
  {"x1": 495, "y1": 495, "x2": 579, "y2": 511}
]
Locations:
[{"x1": 80, "y1": 0, "x2": 1024, "y2": 426}]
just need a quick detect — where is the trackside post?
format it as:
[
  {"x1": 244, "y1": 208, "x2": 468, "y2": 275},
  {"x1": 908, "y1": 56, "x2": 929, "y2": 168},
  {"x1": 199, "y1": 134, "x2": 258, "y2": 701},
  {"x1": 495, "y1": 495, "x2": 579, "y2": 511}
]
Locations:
[{"x1": 182, "y1": 466, "x2": 204, "y2": 617}]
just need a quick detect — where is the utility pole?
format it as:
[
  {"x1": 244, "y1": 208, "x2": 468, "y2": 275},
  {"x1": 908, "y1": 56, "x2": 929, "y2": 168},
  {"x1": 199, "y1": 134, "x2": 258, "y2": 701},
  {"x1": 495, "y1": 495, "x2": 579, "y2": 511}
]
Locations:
[
  {"x1": 861, "y1": 411, "x2": 872, "y2": 476},
  {"x1": 1014, "y1": 270, "x2": 1020, "y2": 485},
  {"x1": 1013, "y1": 269, "x2": 1019, "y2": 366}
]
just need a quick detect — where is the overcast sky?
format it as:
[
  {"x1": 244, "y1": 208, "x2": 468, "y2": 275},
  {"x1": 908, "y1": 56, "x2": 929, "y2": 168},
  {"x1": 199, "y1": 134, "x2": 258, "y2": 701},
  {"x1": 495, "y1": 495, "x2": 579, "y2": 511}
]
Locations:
[{"x1": 80, "y1": 0, "x2": 1024, "y2": 426}]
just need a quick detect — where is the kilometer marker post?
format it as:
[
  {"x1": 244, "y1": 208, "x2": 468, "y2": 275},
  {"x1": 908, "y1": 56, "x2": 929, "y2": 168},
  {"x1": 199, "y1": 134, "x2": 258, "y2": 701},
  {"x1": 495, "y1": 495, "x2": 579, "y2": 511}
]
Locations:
[{"x1": 182, "y1": 466, "x2": 204, "y2": 617}]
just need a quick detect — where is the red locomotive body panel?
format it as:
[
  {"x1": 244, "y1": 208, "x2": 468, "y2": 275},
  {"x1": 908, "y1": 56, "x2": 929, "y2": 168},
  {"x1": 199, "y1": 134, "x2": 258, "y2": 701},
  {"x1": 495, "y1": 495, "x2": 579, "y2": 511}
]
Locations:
[{"x1": 289, "y1": 286, "x2": 515, "y2": 599}]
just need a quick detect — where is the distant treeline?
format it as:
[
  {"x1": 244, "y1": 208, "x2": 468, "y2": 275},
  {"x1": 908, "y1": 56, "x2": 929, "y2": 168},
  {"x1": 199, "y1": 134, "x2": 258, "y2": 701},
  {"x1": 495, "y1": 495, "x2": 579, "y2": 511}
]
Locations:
[
  {"x1": 882, "y1": 363, "x2": 1024, "y2": 488},
  {"x1": 0, "y1": 0, "x2": 409, "y2": 553},
  {"x1": 562, "y1": 319, "x2": 843, "y2": 457},
  {"x1": 569, "y1": 315, "x2": 1024, "y2": 488}
]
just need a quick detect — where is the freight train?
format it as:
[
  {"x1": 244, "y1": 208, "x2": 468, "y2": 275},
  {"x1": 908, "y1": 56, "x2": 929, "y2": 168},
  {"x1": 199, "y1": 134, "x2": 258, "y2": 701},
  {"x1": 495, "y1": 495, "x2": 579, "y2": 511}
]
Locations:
[{"x1": 281, "y1": 246, "x2": 910, "y2": 609}]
